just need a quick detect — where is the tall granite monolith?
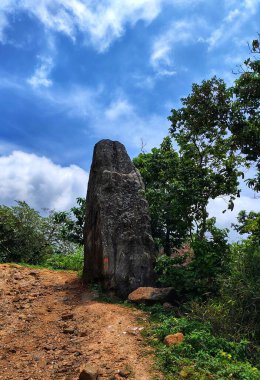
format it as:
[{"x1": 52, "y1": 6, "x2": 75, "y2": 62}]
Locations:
[{"x1": 83, "y1": 139, "x2": 155, "y2": 297}]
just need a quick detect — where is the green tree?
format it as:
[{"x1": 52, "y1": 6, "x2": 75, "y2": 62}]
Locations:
[
  {"x1": 156, "y1": 218, "x2": 230, "y2": 299},
  {"x1": 134, "y1": 137, "x2": 193, "y2": 253},
  {"x1": 219, "y1": 240, "x2": 260, "y2": 340},
  {"x1": 0, "y1": 201, "x2": 52, "y2": 264},
  {"x1": 41, "y1": 210, "x2": 78, "y2": 255},
  {"x1": 232, "y1": 210, "x2": 260, "y2": 244},
  {"x1": 168, "y1": 76, "x2": 244, "y2": 237},
  {"x1": 232, "y1": 36, "x2": 260, "y2": 191},
  {"x1": 51, "y1": 197, "x2": 86, "y2": 245}
]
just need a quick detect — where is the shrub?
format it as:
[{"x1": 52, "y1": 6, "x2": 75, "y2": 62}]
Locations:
[
  {"x1": 190, "y1": 240, "x2": 260, "y2": 342},
  {"x1": 155, "y1": 247, "x2": 195, "y2": 299},
  {"x1": 145, "y1": 311, "x2": 259, "y2": 380},
  {"x1": 155, "y1": 220, "x2": 230, "y2": 300},
  {"x1": 45, "y1": 246, "x2": 84, "y2": 272},
  {"x1": 0, "y1": 201, "x2": 52, "y2": 264}
]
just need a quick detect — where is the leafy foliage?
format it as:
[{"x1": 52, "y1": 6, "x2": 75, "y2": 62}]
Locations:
[
  {"x1": 45, "y1": 246, "x2": 83, "y2": 272},
  {"x1": 220, "y1": 240, "x2": 260, "y2": 340},
  {"x1": 168, "y1": 77, "x2": 244, "y2": 236},
  {"x1": 0, "y1": 201, "x2": 52, "y2": 264},
  {"x1": 155, "y1": 219, "x2": 230, "y2": 299},
  {"x1": 145, "y1": 310, "x2": 259, "y2": 380},
  {"x1": 232, "y1": 36, "x2": 260, "y2": 190},
  {"x1": 134, "y1": 137, "x2": 193, "y2": 252},
  {"x1": 0, "y1": 199, "x2": 86, "y2": 266},
  {"x1": 232, "y1": 210, "x2": 260, "y2": 244},
  {"x1": 51, "y1": 197, "x2": 86, "y2": 245},
  {"x1": 191, "y1": 239, "x2": 260, "y2": 342},
  {"x1": 41, "y1": 209, "x2": 77, "y2": 255}
]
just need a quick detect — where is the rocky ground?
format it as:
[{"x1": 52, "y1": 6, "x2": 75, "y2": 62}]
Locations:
[{"x1": 0, "y1": 264, "x2": 163, "y2": 380}]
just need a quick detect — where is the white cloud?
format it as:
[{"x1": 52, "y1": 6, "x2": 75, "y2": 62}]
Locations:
[
  {"x1": 0, "y1": 0, "x2": 210, "y2": 48},
  {"x1": 105, "y1": 99, "x2": 134, "y2": 120},
  {"x1": 0, "y1": 63, "x2": 191, "y2": 153},
  {"x1": 0, "y1": 151, "x2": 88, "y2": 211},
  {"x1": 148, "y1": 0, "x2": 259, "y2": 76},
  {"x1": 1, "y1": 0, "x2": 258, "y2": 60},
  {"x1": 41, "y1": 84, "x2": 102, "y2": 119},
  {"x1": 93, "y1": 96, "x2": 169, "y2": 151},
  {"x1": 41, "y1": 88, "x2": 167, "y2": 151},
  {"x1": 151, "y1": 39, "x2": 172, "y2": 67},
  {"x1": 207, "y1": 0, "x2": 259, "y2": 50},
  {"x1": 0, "y1": 140, "x2": 20, "y2": 155},
  {"x1": 18, "y1": 81, "x2": 169, "y2": 150},
  {"x1": 0, "y1": 0, "x2": 164, "y2": 51},
  {"x1": 150, "y1": 18, "x2": 208, "y2": 73},
  {"x1": 244, "y1": 0, "x2": 259, "y2": 12},
  {"x1": 224, "y1": 8, "x2": 241, "y2": 22},
  {"x1": 157, "y1": 69, "x2": 176, "y2": 77},
  {"x1": 0, "y1": 75, "x2": 23, "y2": 90},
  {"x1": 208, "y1": 195, "x2": 260, "y2": 241},
  {"x1": 41, "y1": 86, "x2": 169, "y2": 150},
  {"x1": 42, "y1": 84, "x2": 169, "y2": 149},
  {"x1": 0, "y1": 0, "x2": 13, "y2": 43},
  {"x1": 27, "y1": 56, "x2": 53, "y2": 88}
]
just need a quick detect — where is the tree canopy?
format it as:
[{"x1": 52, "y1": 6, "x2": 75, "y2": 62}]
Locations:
[
  {"x1": 168, "y1": 76, "x2": 245, "y2": 237},
  {"x1": 0, "y1": 198, "x2": 86, "y2": 264},
  {"x1": 134, "y1": 137, "x2": 193, "y2": 253},
  {"x1": 232, "y1": 36, "x2": 260, "y2": 190},
  {"x1": 0, "y1": 201, "x2": 52, "y2": 264},
  {"x1": 134, "y1": 37, "x2": 259, "y2": 254}
]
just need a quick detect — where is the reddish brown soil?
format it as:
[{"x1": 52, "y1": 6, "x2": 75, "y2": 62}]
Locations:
[{"x1": 0, "y1": 264, "x2": 163, "y2": 380}]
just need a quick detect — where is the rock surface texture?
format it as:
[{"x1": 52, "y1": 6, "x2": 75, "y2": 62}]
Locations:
[
  {"x1": 83, "y1": 139, "x2": 155, "y2": 297},
  {"x1": 164, "y1": 333, "x2": 184, "y2": 346},
  {"x1": 128, "y1": 287, "x2": 175, "y2": 303}
]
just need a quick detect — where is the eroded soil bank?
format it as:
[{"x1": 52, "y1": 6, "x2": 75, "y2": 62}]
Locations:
[{"x1": 0, "y1": 264, "x2": 163, "y2": 380}]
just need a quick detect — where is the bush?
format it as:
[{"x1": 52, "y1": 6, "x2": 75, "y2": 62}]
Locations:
[
  {"x1": 223, "y1": 241, "x2": 260, "y2": 339},
  {"x1": 155, "y1": 221, "x2": 230, "y2": 300},
  {"x1": 190, "y1": 240, "x2": 260, "y2": 342},
  {"x1": 45, "y1": 246, "x2": 84, "y2": 272},
  {"x1": 145, "y1": 311, "x2": 259, "y2": 380},
  {"x1": 155, "y1": 247, "x2": 195, "y2": 299},
  {"x1": 0, "y1": 201, "x2": 52, "y2": 265}
]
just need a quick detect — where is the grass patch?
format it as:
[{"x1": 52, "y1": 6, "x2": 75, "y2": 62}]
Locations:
[
  {"x1": 2, "y1": 247, "x2": 84, "y2": 273},
  {"x1": 143, "y1": 305, "x2": 259, "y2": 380},
  {"x1": 44, "y1": 247, "x2": 83, "y2": 272}
]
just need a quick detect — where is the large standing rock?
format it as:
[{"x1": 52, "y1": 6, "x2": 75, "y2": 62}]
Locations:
[{"x1": 83, "y1": 139, "x2": 155, "y2": 297}]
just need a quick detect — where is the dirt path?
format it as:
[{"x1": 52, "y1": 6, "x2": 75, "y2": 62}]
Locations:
[{"x1": 0, "y1": 264, "x2": 163, "y2": 380}]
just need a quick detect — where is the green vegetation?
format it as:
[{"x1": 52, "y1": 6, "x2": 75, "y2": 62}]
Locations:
[
  {"x1": 0, "y1": 201, "x2": 52, "y2": 264},
  {"x1": 0, "y1": 198, "x2": 85, "y2": 270},
  {"x1": 134, "y1": 38, "x2": 259, "y2": 255},
  {"x1": 191, "y1": 239, "x2": 260, "y2": 342},
  {"x1": 155, "y1": 218, "x2": 230, "y2": 300},
  {"x1": 144, "y1": 306, "x2": 259, "y2": 380},
  {"x1": 134, "y1": 137, "x2": 194, "y2": 253},
  {"x1": 232, "y1": 36, "x2": 260, "y2": 191},
  {"x1": 50, "y1": 197, "x2": 86, "y2": 245},
  {"x1": 45, "y1": 246, "x2": 84, "y2": 272},
  {"x1": 135, "y1": 36, "x2": 260, "y2": 379},
  {"x1": 0, "y1": 37, "x2": 259, "y2": 380},
  {"x1": 232, "y1": 210, "x2": 260, "y2": 244},
  {"x1": 169, "y1": 76, "x2": 244, "y2": 231}
]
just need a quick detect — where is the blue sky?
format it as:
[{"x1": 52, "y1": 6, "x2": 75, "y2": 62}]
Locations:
[{"x1": 0, "y1": 0, "x2": 259, "y2": 236}]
